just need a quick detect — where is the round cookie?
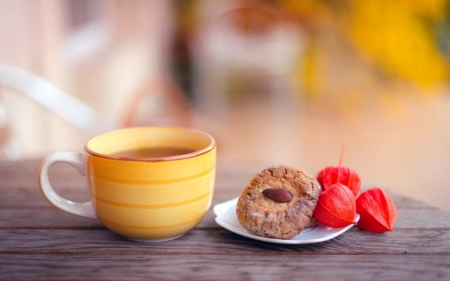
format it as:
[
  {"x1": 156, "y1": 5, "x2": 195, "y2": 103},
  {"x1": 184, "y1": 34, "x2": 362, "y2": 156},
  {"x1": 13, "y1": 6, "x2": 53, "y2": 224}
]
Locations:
[{"x1": 236, "y1": 165, "x2": 321, "y2": 240}]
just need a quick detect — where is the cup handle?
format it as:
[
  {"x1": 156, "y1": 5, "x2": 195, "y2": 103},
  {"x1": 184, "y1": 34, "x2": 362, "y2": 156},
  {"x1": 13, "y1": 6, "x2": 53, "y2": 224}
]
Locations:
[{"x1": 39, "y1": 152, "x2": 98, "y2": 219}]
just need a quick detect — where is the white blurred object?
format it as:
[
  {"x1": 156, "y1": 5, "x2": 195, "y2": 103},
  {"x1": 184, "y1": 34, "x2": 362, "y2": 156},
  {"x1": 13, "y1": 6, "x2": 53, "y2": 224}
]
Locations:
[
  {"x1": 190, "y1": 0, "x2": 308, "y2": 118},
  {"x1": 0, "y1": 64, "x2": 120, "y2": 160},
  {"x1": 0, "y1": 64, "x2": 119, "y2": 135}
]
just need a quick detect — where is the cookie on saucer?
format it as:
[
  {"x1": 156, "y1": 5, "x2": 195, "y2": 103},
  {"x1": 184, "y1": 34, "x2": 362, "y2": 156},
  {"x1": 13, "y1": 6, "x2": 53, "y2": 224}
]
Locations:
[{"x1": 236, "y1": 165, "x2": 320, "y2": 240}]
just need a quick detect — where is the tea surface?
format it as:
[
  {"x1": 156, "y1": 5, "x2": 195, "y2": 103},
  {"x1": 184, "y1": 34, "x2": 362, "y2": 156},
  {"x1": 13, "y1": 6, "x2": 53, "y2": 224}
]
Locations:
[{"x1": 111, "y1": 147, "x2": 196, "y2": 159}]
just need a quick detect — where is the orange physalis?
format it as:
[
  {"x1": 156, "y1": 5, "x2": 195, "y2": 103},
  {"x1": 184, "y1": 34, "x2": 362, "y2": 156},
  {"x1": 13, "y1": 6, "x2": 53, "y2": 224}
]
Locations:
[
  {"x1": 356, "y1": 188, "x2": 397, "y2": 232},
  {"x1": 313, "y1": 183, "x2": 357, "y2": 228},
  {"x1": 317, "y1": 146, "x2": 361, "y2": 197}
]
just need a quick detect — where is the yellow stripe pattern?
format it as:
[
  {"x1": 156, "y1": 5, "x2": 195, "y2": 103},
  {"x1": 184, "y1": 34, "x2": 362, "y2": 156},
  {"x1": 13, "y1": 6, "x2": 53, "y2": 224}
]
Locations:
[
  {"x1": 100, "y1": 213, "x2": 206, "y2": 231},
  {"x1": 92, "y1": 166, "x2": 215, "y2": 185},
  {"x1": 95, "y1": 191, "x2": 211, "y2": 209}
]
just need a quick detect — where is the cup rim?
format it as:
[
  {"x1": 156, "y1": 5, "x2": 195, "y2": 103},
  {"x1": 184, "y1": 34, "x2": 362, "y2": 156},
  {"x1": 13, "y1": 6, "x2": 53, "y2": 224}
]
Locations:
[{"x1": 84, "y1": 126, "x2": 216, "y2": 162}]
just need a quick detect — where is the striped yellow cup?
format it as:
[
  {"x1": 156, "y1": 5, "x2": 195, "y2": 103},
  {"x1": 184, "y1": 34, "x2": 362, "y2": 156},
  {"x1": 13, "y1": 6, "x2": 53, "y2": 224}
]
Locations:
[{"x1": 39, "y1": 127, "x2": 216, "y2": 242}]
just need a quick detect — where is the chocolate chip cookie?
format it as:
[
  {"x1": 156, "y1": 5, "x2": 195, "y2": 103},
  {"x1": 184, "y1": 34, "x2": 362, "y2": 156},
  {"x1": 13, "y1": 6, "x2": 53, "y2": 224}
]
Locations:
[{"x1": 236, "y1": 165, "x2": 321, "y2": 239}]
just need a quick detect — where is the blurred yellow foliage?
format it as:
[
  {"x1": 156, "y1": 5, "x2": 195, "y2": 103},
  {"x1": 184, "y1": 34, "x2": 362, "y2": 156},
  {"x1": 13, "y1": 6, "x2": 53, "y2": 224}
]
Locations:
[
  {"x1": 342, "y1": 0, "x2": 450, "y2": 87},
  {"x1": 408, "y1": 0, "x2": 448, "y2": 18},
  {"x1": 281, "y1": 0, "x2": 450, "y2": 90}
]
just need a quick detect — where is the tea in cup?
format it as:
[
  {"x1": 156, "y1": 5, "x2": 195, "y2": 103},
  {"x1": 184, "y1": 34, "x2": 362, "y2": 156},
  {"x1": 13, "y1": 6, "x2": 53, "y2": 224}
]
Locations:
[{"x1": 39, "y1": 126, "x2": 216, "y2": 242}]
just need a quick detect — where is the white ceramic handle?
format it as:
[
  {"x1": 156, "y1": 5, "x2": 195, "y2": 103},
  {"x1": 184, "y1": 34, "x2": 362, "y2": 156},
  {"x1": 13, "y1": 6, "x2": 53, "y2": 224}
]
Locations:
[{"x1": 39, "y1": 152, "x2": 98, "y2": 219}]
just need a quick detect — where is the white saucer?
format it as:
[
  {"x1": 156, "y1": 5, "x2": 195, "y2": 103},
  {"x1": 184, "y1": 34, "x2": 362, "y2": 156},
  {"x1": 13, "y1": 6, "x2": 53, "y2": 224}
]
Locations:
[{"x1": 214, "y1": 197, "x2": 359, "y2": 244}]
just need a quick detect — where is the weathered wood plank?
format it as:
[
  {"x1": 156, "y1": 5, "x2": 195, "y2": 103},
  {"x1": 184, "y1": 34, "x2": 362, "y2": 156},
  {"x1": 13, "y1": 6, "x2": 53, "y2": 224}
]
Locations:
[
  {"x1": 0, "y1": 179, "x2": 433, "y2": 211},
  {"x1": 394, "y1": 208, "x2": 450, "y2": 229},
  {"x1": 0, "y1": 254, "x2": 448, "y2": 281},
  {"x1": 0, "y1": 208, "x2": 105, "y2": 229},
  {"x1": 1, "y1": 228, "x2": 449, "y2": 255},
  {"x1": 1, "y1": 160, "x2": 433, "y2": 209},
  {"x1": 0, "y1": 208, "x2": 216, "y2": 229},
  {"x1": 0, "y1": 207, "x2": 448, "y2": 230}
]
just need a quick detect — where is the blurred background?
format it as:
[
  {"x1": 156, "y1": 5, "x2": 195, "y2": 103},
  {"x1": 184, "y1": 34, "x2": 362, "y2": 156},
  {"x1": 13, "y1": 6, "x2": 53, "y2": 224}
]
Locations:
[{"x1": 1, "y1": 0, "x2": 450, "y2": 211}]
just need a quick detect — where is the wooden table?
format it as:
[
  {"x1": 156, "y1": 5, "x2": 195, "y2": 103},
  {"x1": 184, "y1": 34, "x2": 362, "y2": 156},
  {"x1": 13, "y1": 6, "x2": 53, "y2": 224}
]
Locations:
[{"x1": 1, "y1": 160, "x2": 450, "y2": 280}]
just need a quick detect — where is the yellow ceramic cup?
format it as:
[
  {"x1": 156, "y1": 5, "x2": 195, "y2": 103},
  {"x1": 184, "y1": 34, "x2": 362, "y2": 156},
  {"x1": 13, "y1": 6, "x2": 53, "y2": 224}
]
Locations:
[{"x1": 39, "y1": 127, "x2": 216, "y2": 242}]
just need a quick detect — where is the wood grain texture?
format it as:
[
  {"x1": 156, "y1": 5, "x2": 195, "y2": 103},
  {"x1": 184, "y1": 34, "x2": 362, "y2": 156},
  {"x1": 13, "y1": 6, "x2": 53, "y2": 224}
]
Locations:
[
  {"x1": 0, "y1": 208, "x2": 449, "y2": 230},
  {"x1": 1, "y1": 160, "x2": 450, "y2": 280},
  {"x1": 0, "y1": 161, "x2": 435, "y2": 210},
  {"x1": 1, "y1": 228, "x2": 450, "y2": 255},
  {"x1": 0, "y1": 228, "x2": 450, "y2": 256},
  {"x1": 0, "y1": 254, "x2": 449, "y2": 281}
]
